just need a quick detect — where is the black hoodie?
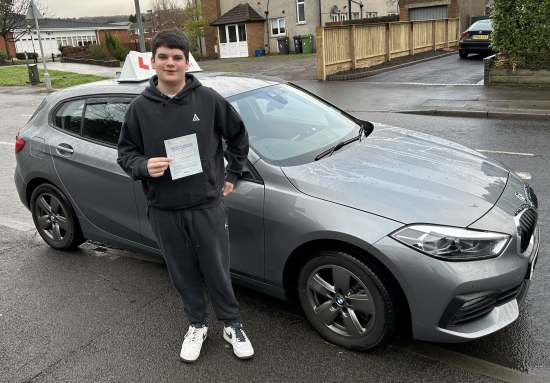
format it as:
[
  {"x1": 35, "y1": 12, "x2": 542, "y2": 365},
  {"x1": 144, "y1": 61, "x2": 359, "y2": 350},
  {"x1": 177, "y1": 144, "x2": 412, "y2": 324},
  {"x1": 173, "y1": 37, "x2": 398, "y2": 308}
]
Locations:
[{"x1": 117, "y1": 74, "x2": 249, "y2": 210}]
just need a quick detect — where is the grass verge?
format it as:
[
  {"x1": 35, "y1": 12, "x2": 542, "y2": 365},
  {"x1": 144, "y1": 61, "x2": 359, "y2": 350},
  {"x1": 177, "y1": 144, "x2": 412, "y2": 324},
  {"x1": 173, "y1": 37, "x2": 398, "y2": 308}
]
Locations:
[{"x1": 0, "y1": 67, "x2": 110, "y2": 88}]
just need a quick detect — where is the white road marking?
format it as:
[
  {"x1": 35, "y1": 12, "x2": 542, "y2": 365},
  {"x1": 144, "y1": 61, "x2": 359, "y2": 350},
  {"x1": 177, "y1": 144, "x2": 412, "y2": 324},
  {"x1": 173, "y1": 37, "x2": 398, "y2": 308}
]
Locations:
[
  {"x1": 0, "y1": 217, "x2": 35, "y2": 232},
  {"x1": 516, "y1": 172, "x2": 532, "y2": 180},
  {"x1": 0, "y1": 141, "x2": 13, "y2": 146},
  {"x1": 477, "y1": 149, "x2": 534, "y2": 156}
]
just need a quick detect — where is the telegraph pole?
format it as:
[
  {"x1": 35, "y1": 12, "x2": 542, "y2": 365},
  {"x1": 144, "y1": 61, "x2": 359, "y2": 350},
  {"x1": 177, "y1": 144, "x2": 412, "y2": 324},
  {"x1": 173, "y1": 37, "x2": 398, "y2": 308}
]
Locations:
[{"x1": 134, "y1": 0, "x2": 146, "y2": 52}]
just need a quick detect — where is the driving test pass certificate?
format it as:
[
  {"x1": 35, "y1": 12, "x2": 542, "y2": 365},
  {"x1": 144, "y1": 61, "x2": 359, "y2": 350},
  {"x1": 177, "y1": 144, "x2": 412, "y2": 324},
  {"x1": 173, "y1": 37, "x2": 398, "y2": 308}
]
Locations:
[{"x1": 164, "y1": 134, "x2": 202, "y2": 180}]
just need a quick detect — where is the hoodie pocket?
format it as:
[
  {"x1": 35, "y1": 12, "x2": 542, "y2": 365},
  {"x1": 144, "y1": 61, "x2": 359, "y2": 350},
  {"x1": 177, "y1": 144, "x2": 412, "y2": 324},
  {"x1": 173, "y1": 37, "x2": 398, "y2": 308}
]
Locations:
[{"x1": 202, "y1": 159, "x2": 217, "y2": 190}]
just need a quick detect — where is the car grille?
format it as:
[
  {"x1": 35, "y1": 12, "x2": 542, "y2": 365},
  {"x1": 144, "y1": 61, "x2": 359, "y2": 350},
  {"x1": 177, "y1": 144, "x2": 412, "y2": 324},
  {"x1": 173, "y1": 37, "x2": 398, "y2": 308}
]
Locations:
[
  {"x1": 439, "y1": 282, "x2": 525, "y2": 328},
  {"x1": 526, "y1": 186, "x2": 538, "y2": 209},
  {"x1": 518, "y1": 209, "x2": 537, "y2": 253}
]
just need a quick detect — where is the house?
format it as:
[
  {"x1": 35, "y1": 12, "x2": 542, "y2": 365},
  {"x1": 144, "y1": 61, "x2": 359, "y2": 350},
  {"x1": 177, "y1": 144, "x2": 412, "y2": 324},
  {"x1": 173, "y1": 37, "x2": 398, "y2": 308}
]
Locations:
[
  {"x1": 200, "y1": 0, "x2": 399, "y2": 58},
  {"x1": 398, "y1": 0, "x2": 486, "y2": 33},
  {"x1": 1, "y1": 17, "x2": 131, "y2": 58}
]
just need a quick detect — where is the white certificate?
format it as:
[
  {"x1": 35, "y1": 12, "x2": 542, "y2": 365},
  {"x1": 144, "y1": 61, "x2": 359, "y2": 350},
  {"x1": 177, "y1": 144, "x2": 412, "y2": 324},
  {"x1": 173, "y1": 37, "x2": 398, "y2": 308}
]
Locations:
[{"x1": 164, "y1": 134, "x2": 202, "y2": 180}]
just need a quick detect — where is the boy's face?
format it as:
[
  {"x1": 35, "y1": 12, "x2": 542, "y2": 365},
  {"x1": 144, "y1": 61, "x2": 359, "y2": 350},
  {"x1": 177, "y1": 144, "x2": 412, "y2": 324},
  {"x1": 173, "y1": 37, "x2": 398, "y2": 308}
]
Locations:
[{"x1": 151, "y1": 46, "x2": 189, "y2": 88}]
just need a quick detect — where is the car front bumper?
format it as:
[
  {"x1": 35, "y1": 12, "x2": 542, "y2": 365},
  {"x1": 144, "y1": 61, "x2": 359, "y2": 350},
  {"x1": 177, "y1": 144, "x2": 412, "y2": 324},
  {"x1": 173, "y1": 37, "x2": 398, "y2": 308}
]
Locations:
[{"x1": 370, "y1": 230, "x2": 537, "y2": 343}]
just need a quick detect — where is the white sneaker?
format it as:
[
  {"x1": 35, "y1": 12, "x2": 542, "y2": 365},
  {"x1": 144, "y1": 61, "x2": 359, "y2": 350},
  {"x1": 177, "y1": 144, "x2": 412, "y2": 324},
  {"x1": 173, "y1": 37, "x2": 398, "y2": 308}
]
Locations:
[
  {"x1": 180, "y1": 325, "x2": 208, "y2": 363},
  {"x1": 223, "y1": 322, "x2": 254, "y2": 359}
]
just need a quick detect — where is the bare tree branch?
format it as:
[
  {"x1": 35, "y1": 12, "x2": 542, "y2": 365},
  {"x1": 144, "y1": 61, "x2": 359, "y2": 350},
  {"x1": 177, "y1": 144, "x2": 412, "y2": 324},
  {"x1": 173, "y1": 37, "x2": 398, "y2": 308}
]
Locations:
[{"x1": 0, "y1": 0, "x2": 49, "y2": 57}]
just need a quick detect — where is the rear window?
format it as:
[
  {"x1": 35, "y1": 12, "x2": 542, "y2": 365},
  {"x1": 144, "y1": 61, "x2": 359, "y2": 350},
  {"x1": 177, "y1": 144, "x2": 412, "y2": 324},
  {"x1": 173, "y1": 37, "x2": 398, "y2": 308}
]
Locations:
[
  {"x1": 83, "y1": 101, "x2": 130, "y2": 146},
  {"x1": 469, "y1": 20, "x2": 492, "y2": 30},
  {"x1": 53, "y1": 97, "x2": 133, "y2": 146},
  {"x1": 54, "y1": 99, "x2": 85, "y2": 134}
]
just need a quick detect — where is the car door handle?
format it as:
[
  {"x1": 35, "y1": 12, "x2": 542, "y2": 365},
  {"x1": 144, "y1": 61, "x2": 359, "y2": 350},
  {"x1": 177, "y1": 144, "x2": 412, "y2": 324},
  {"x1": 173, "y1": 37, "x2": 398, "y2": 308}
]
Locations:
[{"x1": 56, "y1": 144, "x2": 74, "y2": 155}]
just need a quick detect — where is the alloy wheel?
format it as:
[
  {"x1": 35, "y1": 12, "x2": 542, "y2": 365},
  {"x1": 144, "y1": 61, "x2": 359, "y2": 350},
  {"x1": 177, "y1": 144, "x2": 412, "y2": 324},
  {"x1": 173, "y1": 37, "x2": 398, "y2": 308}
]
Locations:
[
  {"x1": 35, "y1": 193, "x2": 68, "y2": 243},
  {"x1": 306, "y1": 264, "x2": 375, "y2": 338}
]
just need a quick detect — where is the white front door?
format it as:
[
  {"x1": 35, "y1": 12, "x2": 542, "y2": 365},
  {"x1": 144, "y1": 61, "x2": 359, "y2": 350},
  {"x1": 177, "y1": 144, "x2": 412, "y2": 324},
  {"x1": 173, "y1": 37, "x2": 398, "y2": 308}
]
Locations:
[{"x1": 218, "y1": 24, "x2": 248, "y2": 58}]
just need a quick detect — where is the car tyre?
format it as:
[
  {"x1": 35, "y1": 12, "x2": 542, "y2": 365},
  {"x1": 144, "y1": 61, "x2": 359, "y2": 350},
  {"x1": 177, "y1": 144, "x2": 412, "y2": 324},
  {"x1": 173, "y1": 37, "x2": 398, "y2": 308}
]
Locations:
[
  {"x1": 298, "y1": 250, "x2": 396, "y2": 351},
  {"x1": 459, "y1": 50, "x2": 468, "y2": 59},
  {"x1": 30, "y1": 184, "x2": 85, "y2": 250}
]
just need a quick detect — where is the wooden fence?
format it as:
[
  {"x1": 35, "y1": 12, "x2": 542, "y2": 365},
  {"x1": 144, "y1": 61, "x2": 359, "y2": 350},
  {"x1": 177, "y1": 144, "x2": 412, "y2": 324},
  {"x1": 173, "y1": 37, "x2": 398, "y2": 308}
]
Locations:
[{"x1": 317, "y1": 18, "x2": 460, "y2": 81}]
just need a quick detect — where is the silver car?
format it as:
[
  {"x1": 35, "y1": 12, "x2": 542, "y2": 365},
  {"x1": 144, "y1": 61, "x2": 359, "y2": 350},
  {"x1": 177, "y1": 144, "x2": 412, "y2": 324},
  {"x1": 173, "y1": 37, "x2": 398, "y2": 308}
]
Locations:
[{"x1": 14, "y1": 73, "x2": 540, "y2": 351}]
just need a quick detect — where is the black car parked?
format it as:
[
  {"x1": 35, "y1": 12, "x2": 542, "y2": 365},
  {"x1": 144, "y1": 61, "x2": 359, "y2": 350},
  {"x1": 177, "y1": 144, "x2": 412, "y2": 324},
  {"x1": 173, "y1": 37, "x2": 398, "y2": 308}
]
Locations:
[{"x1": 459, "y1": 19, "x2": 493, "y2": 58}]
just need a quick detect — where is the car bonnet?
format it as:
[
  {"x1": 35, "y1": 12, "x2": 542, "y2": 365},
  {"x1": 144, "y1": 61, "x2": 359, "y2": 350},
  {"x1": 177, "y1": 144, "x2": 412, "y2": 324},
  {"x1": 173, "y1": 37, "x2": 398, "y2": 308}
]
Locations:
[{"x1": 281, "y1": 123, "x2": 509, "y2": 227}]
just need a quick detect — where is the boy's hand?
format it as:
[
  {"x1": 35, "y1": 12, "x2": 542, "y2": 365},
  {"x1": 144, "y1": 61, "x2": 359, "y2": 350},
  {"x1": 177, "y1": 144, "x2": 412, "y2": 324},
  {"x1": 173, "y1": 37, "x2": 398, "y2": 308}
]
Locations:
[
  {"x1": 147, "y1": 157, "x2": 171, "y2": 178},
  {"x1": 222, "y1": 181, "x2": 234, "y2": 197}
]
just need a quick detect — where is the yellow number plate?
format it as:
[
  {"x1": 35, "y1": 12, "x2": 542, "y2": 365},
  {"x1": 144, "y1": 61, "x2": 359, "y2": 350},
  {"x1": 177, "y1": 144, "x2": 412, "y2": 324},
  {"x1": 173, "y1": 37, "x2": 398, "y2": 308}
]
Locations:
[{"x1": 474, "y1": 35, "x2": 489, "y2": 40}]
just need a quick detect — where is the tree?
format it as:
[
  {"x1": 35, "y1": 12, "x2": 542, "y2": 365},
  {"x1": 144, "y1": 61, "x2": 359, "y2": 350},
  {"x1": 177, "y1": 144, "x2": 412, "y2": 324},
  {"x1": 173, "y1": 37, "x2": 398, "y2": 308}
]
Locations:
[
  {"x1": 150, "y1": 0, "x2": 184, "y2": 31},
  {"x1": 491, "y1": 0, "x2": 550, "y2": 68},
  {"x1": 141, "y1": 15, "x2": 145, "y2": 22},
  {"x1": 182, "y1": 0, "x2": 210, "y2": 56},
  {"x1": 0, "y1": 0, "x2": 48, "y2": 58},
  {"x1": 128, "y1": 14, "x2": 136, "y2": 23},
  {"x1": 104, "y1": 30, "x2": 115, "y2": 51}
]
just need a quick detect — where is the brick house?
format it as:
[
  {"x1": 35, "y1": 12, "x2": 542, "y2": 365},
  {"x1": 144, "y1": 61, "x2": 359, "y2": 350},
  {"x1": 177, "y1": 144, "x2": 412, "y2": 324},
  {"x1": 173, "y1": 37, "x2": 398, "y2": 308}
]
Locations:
[
  {"x1": 2, "y1": 18, "x2": 131, "y2": 58},
  {"x1": 203, "y1": 0, "x2": 398, "y2": 56},
  {"x1": 209, "y1": 3, "x2": 265, "y2": 59},
  {"x1": 398, "y1": 0, "x2": 486, "y2": 33}
]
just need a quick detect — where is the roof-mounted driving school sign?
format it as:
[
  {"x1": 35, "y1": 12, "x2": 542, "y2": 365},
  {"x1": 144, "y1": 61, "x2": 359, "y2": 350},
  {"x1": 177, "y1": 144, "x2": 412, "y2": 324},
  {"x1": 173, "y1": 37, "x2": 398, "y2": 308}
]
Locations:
[{"x1": 117, "y1": 51, "x2": 202, "y2": 82}]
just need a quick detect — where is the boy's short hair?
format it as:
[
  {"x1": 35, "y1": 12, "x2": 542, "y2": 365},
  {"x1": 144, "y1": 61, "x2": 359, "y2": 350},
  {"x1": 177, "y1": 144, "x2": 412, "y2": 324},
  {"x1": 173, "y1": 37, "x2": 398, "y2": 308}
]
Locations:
[{"x1": 151, "y1": 29, "x2": 190, "y2": 61}]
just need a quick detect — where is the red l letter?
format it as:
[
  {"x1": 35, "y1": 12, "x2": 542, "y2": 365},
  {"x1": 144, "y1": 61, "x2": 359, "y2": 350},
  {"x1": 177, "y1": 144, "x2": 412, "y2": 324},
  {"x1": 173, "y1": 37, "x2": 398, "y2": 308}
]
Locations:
[{"x1": 138, "y1": 56, "x2": 149, "y2": 70}]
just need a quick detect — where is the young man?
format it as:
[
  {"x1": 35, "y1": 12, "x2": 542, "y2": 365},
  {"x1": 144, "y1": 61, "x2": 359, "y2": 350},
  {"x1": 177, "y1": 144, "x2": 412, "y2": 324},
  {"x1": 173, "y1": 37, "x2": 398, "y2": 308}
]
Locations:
[{"x1": 117, "y1": 29, "x2": 252, "y2": 362}]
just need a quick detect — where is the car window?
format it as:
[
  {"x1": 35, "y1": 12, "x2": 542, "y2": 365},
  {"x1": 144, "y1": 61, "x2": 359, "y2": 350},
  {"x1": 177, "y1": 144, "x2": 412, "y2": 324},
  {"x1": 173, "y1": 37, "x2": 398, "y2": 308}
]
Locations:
[
  {"x1": 54, "y1": 99, "x2": 85, "y2": 134},
  {"x1": 228, "y1": 84, "x2": 359, "y2": 166},
  {"x1": 470, "y1": 20, "x2": 492, "y2": 30},
  {"x1": 83, "y1": 101, "x2": 130, "y2": 146}
]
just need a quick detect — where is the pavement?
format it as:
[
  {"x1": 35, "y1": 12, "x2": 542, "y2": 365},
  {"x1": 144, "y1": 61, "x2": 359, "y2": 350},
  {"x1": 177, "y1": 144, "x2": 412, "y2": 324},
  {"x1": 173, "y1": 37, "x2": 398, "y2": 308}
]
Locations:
[{"x1": 2, "y1": 54, "x2": 549, "y2": 121}]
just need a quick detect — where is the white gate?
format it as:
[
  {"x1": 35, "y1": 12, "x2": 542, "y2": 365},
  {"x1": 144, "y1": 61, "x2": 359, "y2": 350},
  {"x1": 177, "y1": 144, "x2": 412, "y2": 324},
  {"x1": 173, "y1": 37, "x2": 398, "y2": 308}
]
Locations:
[{"x1": 218, "y1": 24, "x2": 248, "y2": 58}]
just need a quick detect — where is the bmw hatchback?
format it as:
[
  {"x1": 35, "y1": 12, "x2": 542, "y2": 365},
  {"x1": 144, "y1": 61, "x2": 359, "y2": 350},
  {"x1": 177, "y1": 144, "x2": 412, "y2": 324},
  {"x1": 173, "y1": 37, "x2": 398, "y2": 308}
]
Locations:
[{"x1": 14, "y1": 70, "x2": 540, "y2": 351}]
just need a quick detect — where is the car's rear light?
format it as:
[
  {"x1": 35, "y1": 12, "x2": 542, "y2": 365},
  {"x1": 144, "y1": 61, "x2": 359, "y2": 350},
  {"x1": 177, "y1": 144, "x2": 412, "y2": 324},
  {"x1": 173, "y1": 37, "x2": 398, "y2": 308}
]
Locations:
[
  {"x1": 15, "y1": 136, "x2": 25, "y2": 154},
  {"x1": 460, "y1": 33, "x2": 470, "y2": 38}
]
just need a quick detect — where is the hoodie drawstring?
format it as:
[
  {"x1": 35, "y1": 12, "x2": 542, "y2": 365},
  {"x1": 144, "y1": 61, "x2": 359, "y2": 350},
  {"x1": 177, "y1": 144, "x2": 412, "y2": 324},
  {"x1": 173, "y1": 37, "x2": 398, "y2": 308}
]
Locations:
[{"x1": 157, "y1": 96, "x2": 168, "y2": 115}]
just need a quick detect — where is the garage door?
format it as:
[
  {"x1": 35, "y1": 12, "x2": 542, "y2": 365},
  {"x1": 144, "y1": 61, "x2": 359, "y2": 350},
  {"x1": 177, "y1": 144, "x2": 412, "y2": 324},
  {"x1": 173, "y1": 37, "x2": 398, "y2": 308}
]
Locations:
[{"x1": 409, "y1": 5, "x2": 448, "y2": 21}]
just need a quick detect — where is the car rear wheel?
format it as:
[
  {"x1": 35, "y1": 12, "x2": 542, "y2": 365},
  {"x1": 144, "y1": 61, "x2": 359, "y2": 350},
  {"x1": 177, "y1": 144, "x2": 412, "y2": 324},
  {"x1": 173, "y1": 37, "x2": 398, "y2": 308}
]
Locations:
[
  {"x1": 30, "y1": 184, "x2": 85, "y2": 250},
  {"x1": 459, "y1": 50, "x2": 468, "y2": 59},
  {"x1": 298, "y1": 250, "x2": 396, "y2": 351}
]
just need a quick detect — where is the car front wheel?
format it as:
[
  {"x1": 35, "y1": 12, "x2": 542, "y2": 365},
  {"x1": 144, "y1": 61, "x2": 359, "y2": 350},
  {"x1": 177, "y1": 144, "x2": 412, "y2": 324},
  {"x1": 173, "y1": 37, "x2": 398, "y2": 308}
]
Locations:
[
  {"x1": 298, "y1": 250, "x2": 396, "y2": 351},
  {"x1": 30, "y1": 184, "x2": 85, "y2": 250},
  {"x1": 459, "y1": 50, "x2": 468, "y2": 59}
]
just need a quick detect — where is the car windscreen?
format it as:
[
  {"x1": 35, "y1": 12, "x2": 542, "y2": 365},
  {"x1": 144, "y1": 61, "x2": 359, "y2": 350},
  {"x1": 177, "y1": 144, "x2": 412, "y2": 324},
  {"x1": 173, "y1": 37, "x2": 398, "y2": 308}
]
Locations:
[{"x1": 227, "y1": 84, "x2": 359, "y2": 166}]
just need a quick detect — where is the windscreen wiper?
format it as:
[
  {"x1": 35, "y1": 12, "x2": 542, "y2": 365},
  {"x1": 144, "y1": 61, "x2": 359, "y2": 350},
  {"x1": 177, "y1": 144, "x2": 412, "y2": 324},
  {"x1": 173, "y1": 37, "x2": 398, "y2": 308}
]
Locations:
[{"x1": 314, "y1": 124, "x2": 368, "y2": 161}]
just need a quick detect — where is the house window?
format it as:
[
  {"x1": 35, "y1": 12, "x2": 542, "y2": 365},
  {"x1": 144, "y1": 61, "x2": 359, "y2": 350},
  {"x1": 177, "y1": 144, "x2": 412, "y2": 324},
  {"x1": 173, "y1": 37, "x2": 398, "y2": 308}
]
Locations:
[
  {"x1": 388, "y1": 12, "x2": 398, "y2": 16},
  {"x1": 340, "y1": 13, "x2": 347, "y2": 21},
  {"x1": 271, "y1": 18, "x2": 285, "y2": 35},
  {"x1": 218, "y1": 26, "x2": 227, "y2": 43},
  {"x1": 238, "y1": 24, "x2": 246, "y2": 42},
  {"x1": 331, "y1": 14, "x2": 339, "y2": 22},
  {"x1": 297, "y1": 0, "x2": 305, "y2": 23},
  {"x1": 351, "y1": 13, "x2": 359, "y2": 20},
  {"x1": 366, "y1": 12, "x2": 378, "y2": 18}
]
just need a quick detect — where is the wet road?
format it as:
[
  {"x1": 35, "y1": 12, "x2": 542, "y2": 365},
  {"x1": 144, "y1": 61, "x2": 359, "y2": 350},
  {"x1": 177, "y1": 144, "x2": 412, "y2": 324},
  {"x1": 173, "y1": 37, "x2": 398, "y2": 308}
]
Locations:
[{"x1": 355, "y1": 53, "x2": 486, "y2": 85}]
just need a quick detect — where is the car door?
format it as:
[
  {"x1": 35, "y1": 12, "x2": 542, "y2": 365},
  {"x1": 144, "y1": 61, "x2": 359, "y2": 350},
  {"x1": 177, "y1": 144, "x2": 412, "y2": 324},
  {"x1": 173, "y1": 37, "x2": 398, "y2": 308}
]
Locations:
[
  {"x1": 136, "y1": 161, "x2": 265, "y2": 280},
  {"x1": 49, "y1": 97, "x2": 142, "y2": 244}
]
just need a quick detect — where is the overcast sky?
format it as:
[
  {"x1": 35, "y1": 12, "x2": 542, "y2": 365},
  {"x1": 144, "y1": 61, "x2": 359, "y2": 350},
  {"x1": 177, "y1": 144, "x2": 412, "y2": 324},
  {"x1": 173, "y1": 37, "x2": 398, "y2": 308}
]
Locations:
[{"x1": 45, "y1": 0, "x2": 153, "y2": 18}]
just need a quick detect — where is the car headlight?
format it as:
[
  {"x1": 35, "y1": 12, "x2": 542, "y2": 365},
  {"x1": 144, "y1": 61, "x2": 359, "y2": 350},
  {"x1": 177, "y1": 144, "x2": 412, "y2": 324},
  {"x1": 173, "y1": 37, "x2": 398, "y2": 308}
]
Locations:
[{"x1": 391, "y1": 225, "x2": 511, "y2": 261}]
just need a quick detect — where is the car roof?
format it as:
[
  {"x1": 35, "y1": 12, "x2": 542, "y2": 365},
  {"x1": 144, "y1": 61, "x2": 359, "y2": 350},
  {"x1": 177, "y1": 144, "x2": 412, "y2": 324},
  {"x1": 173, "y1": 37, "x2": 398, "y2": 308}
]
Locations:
[{"x1": 49, "y1": 72, "x2": 285, "y2": 103}]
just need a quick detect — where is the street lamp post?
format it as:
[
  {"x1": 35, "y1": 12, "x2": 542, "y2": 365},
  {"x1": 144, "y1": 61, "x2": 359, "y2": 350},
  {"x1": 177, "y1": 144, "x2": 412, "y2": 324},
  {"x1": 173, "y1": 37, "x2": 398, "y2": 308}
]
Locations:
[{"x1": 26, "y1": 0, "x2": 52, "y2": 91}]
